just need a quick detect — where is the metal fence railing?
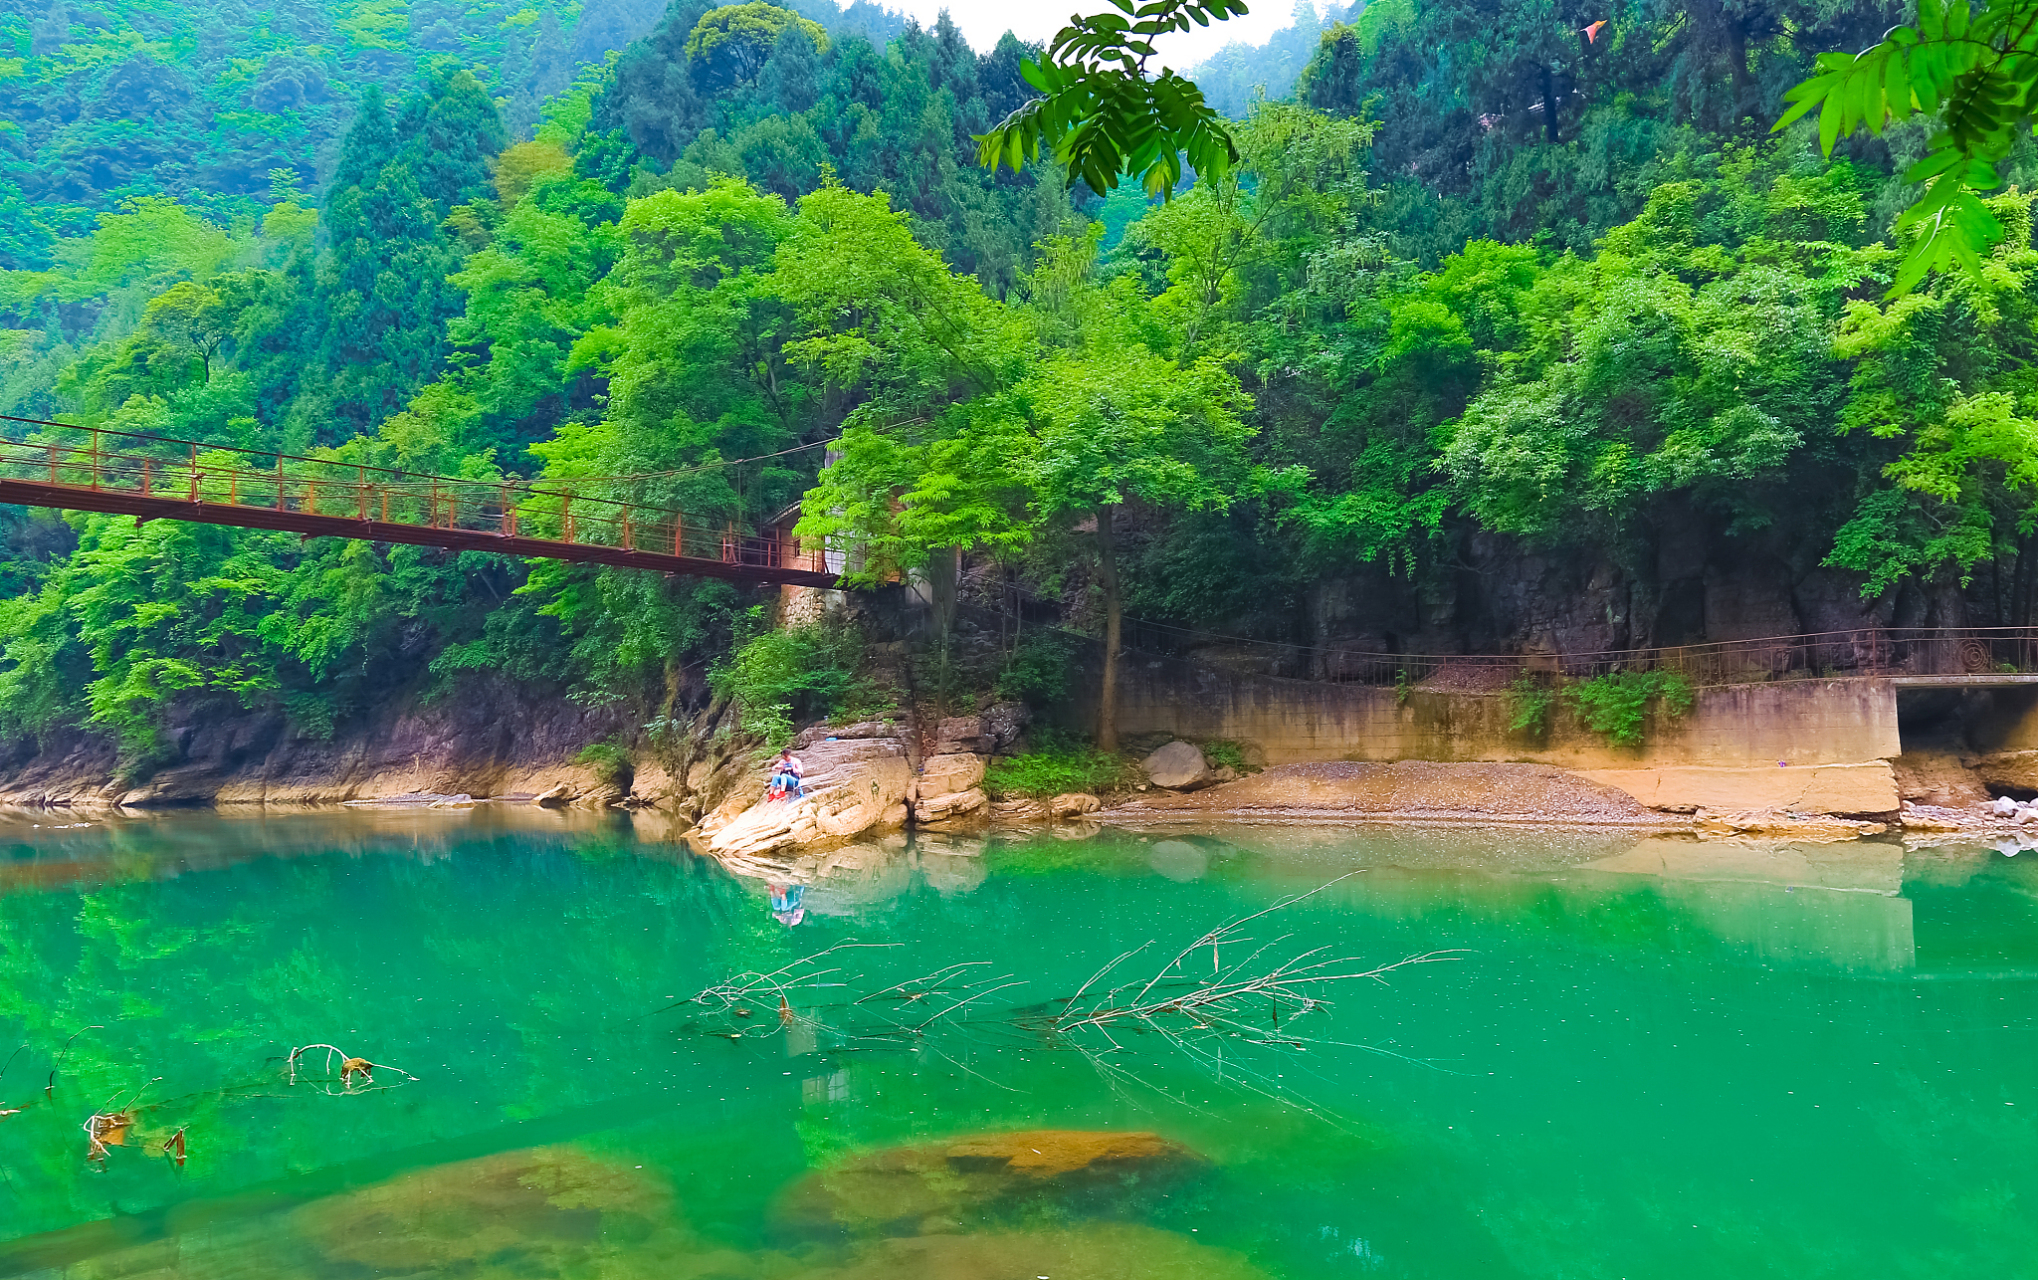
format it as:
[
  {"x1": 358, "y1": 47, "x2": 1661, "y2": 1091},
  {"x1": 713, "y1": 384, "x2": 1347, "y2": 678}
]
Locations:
[
  {"x1": 966, "y1": 569, "x2": 2038, "y2": 690},
  {"x1": 0, "y1": 423, "x2": 842, "y2": 578}
]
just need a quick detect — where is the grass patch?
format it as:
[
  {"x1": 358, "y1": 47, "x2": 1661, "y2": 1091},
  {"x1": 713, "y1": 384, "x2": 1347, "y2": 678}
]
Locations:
[
  {"x1": 1200, "y1": 739, "x2": 1258, "y2": 774},
  {"x1": 983, "y1": 731, "x2": 1140, "y2": 799}
]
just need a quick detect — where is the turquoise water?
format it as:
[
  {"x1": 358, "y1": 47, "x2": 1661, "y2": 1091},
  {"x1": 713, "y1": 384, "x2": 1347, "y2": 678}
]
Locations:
[{"x1": 0, "y1": 810, "x2": 2034, "y2": 1278}]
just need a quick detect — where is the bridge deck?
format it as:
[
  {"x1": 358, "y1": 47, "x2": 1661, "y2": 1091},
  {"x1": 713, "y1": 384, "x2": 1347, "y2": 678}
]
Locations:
[{"x1": 0, "y1": 478, "x2": 840, "y2": 588}]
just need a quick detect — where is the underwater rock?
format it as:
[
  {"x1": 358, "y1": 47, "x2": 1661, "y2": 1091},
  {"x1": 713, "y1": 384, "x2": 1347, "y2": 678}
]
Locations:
[
  {"x1": 795, "y1": 1222, "x2": 1272, "y2": 1280},
  {"x1": 772, "y1": 1129, "x2": 1209, "y2": 1238},
  {"x1": 291, "y1": 1145, "x2": 682, "y2": 1275}
]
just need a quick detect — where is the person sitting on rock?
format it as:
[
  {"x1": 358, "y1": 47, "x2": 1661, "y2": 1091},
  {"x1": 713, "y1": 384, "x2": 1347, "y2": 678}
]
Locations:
[{"x1": 769, "y1": 748, "x2": 804, "y2": 801}]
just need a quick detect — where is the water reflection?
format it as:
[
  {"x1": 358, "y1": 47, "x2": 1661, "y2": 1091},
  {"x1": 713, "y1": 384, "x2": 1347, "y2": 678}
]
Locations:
[{"x1": 2, "y1": 815, "x2": 2036, "y2": 1279}]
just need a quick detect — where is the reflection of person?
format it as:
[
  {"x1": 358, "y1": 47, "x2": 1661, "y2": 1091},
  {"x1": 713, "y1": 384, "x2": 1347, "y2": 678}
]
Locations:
[
  {"x1": 768, "y1": 881, "x2": 805, "y2": 927},
  {"x1": 768, "y1": 748, "x2": 804, "y2": 802}
]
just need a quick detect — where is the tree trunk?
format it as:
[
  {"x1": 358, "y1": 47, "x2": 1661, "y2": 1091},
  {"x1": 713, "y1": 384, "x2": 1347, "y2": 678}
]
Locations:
[
  {"x1": 928, "y1": 546, "x2": 958, "y2": 714},
  {"x1": 1095, "y1": 504, "x2": 1123, "y2": 752}
]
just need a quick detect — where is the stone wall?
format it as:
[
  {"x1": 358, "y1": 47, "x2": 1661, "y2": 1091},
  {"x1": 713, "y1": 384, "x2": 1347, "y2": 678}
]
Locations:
[{"x1": 1055, "y1": 648, "x2": 1905, "y2": 814}]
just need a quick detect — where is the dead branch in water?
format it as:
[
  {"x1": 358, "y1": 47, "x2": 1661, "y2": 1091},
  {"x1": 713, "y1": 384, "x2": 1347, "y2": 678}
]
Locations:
[
  {"x1": 286, "y1": 1044, "x2": 419, "y2": 1094},
  {"x1": 1030, "y1": 873, "x2": 1459, "y2": 1041},
  {"x1": 81, "y1": 1078, "x2": 157, "y2": 1166},
  {"x1": 48, "y1": 1025, "x2": 103, "y2": 1098},
  {"x1": 679, "y1": 941, "x2": 898, "y2": 1021}
]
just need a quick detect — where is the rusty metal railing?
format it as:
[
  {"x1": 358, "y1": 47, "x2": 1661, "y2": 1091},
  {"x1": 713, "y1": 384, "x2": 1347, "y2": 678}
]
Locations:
[{"x1": 0, "y1": 422, "x2": 841, "y2": 580}]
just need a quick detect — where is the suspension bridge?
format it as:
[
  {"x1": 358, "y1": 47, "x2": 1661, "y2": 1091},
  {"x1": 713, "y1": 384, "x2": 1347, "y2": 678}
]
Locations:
[{"x1": 0, "y1": 419, "x2": 842, "y2": 588}]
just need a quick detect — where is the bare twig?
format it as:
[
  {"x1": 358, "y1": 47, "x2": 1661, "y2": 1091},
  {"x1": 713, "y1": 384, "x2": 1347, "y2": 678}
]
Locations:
[
  {"x1": 286, "y1": 1044, "x2": 419, "y2": 1094},
  {"x1": 49, "y1": 1025, "x2": 103, "y2": 1097}
]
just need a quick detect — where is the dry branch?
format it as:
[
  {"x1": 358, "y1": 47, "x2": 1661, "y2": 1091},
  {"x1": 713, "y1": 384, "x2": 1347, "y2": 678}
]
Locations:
[{"x1": 286, "y1": 1043, "x2": 419, "y2": 1094}]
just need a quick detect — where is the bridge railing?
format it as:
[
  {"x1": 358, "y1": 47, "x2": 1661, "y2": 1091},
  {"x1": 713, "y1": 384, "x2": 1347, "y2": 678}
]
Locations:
[
  {"x1": 0, "y1": 426, "x2": 838, "y2": 573},
  {"x1": 1106, "y1": 617, "x2": 2038, "y2": 689}
]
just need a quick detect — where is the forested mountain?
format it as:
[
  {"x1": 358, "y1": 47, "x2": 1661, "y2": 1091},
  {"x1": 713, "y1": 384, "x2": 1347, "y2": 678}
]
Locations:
[
  {"x1": 3, "y1": 0, "x2": 2038, "y2": 777},
  {"x1": 1187, "y1": 0, "x2": 1355, "y2": 118}
]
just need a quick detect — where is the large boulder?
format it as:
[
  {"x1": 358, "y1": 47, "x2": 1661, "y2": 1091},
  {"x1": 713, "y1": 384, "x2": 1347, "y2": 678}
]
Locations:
[
  {"x1": 797, "y1": 715, "x2": 912, "y2": 749},
  {"x1": 933, "y1": 714, "x2": 987, "y2": 755},
  {"x1": 981, "y1": 701, "x2": 1031, "y2": 752},
  {"x1": 773, "y1": 1129, "x2": 1209, "y2": 1238},
  {"x1": 914, "y1": 786, "x2": 987, "y2": 822},
  {"x1": 707, "y1": 753, "x2": 912, "y2": 858},
  {"x1": 1976, "y1": 749, "x2": 2038, "y2": 793},
  {"x1": 1141, "y1": 740, "x2": 1208, "y2": 790},
  {"x1": 919, "y1": 752, "x2": 986, "y2": 796}
]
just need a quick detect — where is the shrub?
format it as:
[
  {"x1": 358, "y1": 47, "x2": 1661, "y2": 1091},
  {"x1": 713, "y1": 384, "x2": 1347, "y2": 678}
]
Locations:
[
  {"x1": 710, "y1": 609, "x2": 884, "y2": 743},
  {"x1": 576, "y1": 739, "x2": 634, "y2": 790},
  {"x1": 1565, "y1": 670, "x2": 1693, "y2": 748},
  {"x1": 995, "y1": 631, "x2": 1078, "y2": 703},
  {"x1": 983, "y1": 730, "x2": 1140, "y2": 799},
  {"x1": 1201, "y1": 739, "x2": 1257, "y2": 774},
  {"x1": 1505, "y1": 673, "x2": 1556, "y2": 741}
]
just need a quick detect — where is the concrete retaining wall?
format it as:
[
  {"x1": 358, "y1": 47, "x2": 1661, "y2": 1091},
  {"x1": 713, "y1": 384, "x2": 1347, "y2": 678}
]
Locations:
[{"x1": 1057, "y1": 649, "x2": 1903, "y2": 814}]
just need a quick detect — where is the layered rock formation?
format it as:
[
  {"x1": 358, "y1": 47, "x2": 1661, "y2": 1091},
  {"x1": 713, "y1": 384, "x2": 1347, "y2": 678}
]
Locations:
[{"x1": 701, "y1": 718, "x2": 916, "y2": 859}]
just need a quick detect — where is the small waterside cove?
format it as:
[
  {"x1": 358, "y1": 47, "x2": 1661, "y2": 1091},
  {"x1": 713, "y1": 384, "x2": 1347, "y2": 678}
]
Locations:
[{"x1": 0, "y1": 809, "x2": 2033, "y2": 1278}]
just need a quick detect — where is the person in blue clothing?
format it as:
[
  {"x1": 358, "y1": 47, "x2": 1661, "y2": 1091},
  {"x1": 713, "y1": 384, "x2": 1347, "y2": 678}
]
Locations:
[
  {"x1": 768, "y1": 881, "x2": 805, "y2": 927},
  {"x1": 768, "y1": 748, "x2": 804, "y2": 801}
]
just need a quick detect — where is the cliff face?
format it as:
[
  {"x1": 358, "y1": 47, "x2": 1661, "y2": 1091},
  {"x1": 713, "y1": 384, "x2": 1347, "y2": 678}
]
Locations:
[{"x1": 0, "y1": 674, "x2": 630, "y2": 808}]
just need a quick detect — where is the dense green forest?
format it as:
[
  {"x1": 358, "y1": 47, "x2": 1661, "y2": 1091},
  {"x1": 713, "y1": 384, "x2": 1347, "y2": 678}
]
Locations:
[{"x1": 3, "y1": 0, "x2": 2038, "y2": 773}]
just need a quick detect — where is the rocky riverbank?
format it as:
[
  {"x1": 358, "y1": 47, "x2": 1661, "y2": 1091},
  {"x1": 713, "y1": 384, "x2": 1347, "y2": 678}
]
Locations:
[{"x1": 7, "y1": 690, "x2": 2024, "y2": 854}]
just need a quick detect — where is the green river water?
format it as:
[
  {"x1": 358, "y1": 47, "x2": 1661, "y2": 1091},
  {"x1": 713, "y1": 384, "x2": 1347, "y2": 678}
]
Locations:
[{"x1": 0, "y1": 810, "x2": 2033, "y2": 1278}]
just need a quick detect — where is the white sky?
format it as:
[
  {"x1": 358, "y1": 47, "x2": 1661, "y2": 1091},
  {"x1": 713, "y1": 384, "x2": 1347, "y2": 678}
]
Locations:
[{"x1": 885, "y1": 0, "x2": 1304, "y2": 68}]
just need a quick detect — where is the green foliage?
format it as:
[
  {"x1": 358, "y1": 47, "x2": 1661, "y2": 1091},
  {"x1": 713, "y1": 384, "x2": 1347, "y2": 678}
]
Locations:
[
  {"x1": 18, "y1": 0, "x2": 2038, "y2": 780},
  {"x1": 1506, "y1": 673, "x2": 1556, "y2": 741},
  {"x1": 709, "y1": 610, "x2": 881, "y2": 743},
  {"x1": 976, "y1": 0, "x2": 1249, "y2": 198},
  {"x1": 1776, "y1": 0, "x2": 2032, "y2": 293},
  {"x1": 1566, "y1": 671, "x2": 1695, "y2": 749},
  {"x1": 576, "y1": 739, "x2": 635, "y2": 789},
  {"x1": 1200, "y1": 738, "x2": 1256, "y2": 773},
  {"x1": 995, "y1": 631, "x2": 1078, "y2": 703},
  {"x1": 685, "y1": 4, "x2": 829, "y2": 91},
  {"x1": 982, "y1": 731, "x2": 1139, "y2": 798}
]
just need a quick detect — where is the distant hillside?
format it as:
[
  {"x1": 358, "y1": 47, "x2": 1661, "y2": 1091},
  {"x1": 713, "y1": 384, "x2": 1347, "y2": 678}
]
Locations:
[
  {"x1": 0, "y1": 0, "x2": 909, "y2": 269},
  {"x1": 1185, "y1": 0, "x2": 1357, "y2": 117}
]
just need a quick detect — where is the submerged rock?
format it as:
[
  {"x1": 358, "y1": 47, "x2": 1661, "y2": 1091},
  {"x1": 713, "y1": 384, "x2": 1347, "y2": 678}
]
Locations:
[
  {"x1": 291, "y1": 1145, "x2": 684, "y2": 1274},
  {"x1": 773, "y1": 1129, "x2": 1209, "y2": 1238},
  {"x1": 794, "y1": 1223, "x2": 1271, "y2": 1280}
]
